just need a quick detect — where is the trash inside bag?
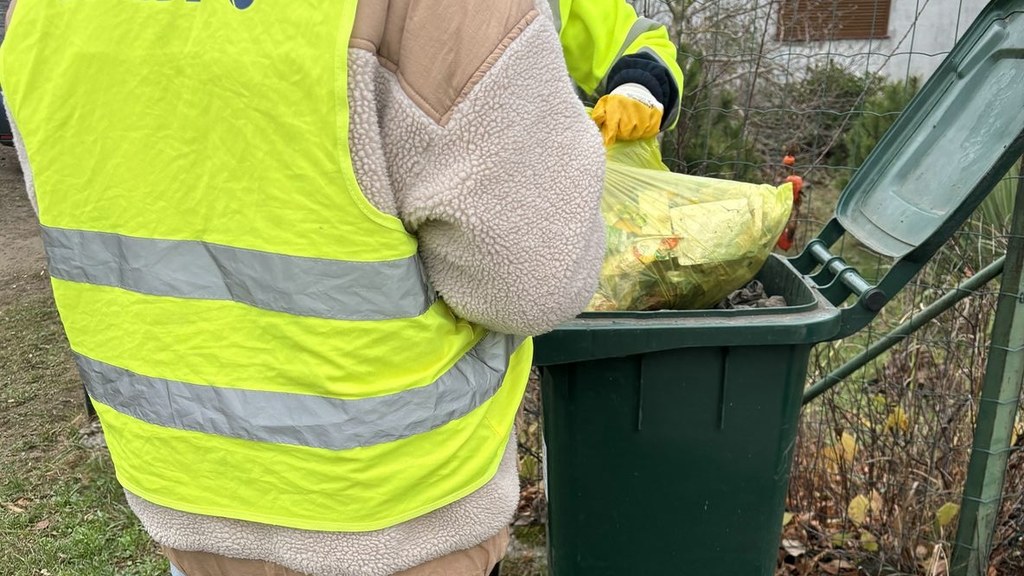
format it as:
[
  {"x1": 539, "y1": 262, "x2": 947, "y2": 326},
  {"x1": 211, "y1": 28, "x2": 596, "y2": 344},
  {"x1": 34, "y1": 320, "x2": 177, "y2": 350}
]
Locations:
[{"x1": 588, "y1": 139, "x2": 793, "y2": 311}]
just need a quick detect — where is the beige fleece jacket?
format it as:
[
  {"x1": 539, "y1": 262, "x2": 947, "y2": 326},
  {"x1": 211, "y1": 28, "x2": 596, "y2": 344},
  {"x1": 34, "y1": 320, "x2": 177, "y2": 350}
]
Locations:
[{"x1": 8, "y1": 0, "x2": 605, "y2": 575}]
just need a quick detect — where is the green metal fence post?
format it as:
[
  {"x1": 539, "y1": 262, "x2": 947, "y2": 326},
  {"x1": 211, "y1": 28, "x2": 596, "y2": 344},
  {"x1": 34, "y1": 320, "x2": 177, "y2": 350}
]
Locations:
[{"x1": 951, "y1": 165, "x2": 1024, "y2": 576}]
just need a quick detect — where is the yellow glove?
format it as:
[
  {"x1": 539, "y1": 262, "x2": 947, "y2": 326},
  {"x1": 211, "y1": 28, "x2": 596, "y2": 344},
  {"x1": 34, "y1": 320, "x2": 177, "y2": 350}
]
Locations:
[{"x1": 591, "y1": 83, "x2": 664, "y2": 147}]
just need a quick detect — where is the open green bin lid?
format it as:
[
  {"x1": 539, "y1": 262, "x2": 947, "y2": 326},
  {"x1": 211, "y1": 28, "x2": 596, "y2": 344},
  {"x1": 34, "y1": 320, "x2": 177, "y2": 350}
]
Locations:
[
  {"x1": 792, "y1": 0, "x2": 1024, "y2": 337},
  {"x1": 834, "y1": 0, "x2": 1024, "y2": 259}
]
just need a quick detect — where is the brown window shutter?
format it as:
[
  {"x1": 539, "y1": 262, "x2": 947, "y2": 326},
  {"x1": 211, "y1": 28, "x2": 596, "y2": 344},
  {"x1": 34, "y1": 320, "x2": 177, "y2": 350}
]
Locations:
[{"x1": 778, "y1": 0, "x2": 892, "y2": 42}]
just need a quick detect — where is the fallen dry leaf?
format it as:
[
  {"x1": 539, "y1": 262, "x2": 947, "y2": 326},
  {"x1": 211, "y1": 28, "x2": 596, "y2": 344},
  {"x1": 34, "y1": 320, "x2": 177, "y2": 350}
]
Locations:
[
  {"x1": 818, "y1": 559, "x2": 857, "y2": 575},
  {"x1": 782, "y1": 538, "x2": 807, "y2": 557},
  {"x1": 822, "y1": 432, "x2": 858, "y2": 470},
  {"x1": 848, "y1": 494, "x2": 870, "y2": 525},
  {"x1": 831, "y1": 531, "x2": 856, "y2": 548},
  {"x1": 32, "y1": 519, "x2": 51, "y2": 531},
  {"x1": 870, "y1": 490, "x2": 884, "y2": 515},
  {"x1": 860, "y1": 529, "x2": 879, "y2": 552},
  {"x1": 886, "y1": 406, "x2": 909, "y2": 432},
  {"x1": 936, "y1": 502, "x2": 960, "y2": 528},
  {"x1": 3, "y1": 503, "x2": 26, "y2": 514}
]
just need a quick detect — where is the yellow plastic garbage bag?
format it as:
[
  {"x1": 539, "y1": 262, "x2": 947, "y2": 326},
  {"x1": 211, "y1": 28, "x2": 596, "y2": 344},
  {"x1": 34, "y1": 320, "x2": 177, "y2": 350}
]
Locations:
[{"x1": 588, "y1": 139, "x2": 794, "y2": 311}]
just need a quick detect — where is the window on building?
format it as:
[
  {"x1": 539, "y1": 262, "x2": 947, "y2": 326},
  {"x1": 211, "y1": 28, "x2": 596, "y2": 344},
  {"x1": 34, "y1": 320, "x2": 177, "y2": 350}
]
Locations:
[{"x1": 778, "y1": 0, "x2": 892, "y2": 42}]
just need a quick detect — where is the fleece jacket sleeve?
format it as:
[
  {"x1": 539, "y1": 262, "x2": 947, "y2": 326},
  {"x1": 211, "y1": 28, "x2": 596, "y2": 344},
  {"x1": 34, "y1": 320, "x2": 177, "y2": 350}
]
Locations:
[{"x1": 392, "y1": 12, "x2": 607, "y2": 336}]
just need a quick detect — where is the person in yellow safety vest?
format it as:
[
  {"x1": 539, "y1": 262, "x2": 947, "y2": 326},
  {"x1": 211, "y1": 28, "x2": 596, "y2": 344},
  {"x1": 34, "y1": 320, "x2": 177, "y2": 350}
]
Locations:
[
  {"x1": 550, "y1": 0, "x2": 685, "y2": 146},
  {"x1": 1, "y1": 1, "x2": 606, "y2": 575}
]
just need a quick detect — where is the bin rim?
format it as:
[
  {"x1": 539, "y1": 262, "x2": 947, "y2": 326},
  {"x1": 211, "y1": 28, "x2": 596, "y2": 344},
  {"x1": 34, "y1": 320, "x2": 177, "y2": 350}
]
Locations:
[{"x1": 533, "y1": 257, "x2": 842, "y2": 366}]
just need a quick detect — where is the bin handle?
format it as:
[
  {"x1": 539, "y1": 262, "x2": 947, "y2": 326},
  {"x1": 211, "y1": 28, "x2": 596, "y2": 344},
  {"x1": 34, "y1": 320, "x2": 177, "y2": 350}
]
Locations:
[{"x1": 804, "y1": 240, "x2": 887, "y2": 310}]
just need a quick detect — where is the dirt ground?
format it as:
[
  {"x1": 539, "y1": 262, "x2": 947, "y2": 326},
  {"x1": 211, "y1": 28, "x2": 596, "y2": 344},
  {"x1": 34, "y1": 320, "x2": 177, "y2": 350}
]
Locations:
[
  {"x1": 0, "y1": 144, "x2": 83, "y2": 442},
  {"x1": 0, "y1": 146, "x2": 47, "y2": 303}
]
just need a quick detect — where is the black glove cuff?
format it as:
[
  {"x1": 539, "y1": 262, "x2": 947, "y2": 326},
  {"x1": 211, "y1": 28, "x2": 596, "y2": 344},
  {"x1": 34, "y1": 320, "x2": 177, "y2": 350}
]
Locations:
[{"x1": 605, "y1": 52, "x2": 679, "y2": 128}]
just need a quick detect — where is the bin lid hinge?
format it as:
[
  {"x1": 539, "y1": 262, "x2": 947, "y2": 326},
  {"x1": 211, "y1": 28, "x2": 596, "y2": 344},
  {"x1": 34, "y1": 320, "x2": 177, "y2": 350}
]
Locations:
[{"x1": 793, "y1": 232, "x2": 887, "y2": 312}]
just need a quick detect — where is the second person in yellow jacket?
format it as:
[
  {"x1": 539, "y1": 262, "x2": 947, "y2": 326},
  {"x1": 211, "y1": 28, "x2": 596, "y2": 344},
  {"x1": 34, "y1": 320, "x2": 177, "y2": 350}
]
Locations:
[{"x1": 551, "y1": 0, "x2": 685, "y2": 145}]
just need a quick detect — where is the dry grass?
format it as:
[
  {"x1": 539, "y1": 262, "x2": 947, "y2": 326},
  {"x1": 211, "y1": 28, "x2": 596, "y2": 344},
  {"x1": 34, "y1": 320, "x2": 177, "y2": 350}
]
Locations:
[
  {"x1": 783, "y1": 208, "x2": 1017, "y2": 575},
  {"x1": 0, "y1": 285, "x2": 167, "y2": 576}
]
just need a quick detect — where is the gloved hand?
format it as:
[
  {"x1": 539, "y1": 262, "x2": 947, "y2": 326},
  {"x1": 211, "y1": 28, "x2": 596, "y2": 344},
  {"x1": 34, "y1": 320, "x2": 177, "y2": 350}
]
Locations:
[{"x1": 591, "y1": 83, "x2": 664, "y2": 147}]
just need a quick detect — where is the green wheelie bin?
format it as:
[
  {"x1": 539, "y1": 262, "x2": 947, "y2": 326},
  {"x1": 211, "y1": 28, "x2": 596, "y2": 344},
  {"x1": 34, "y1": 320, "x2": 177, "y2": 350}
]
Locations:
[{"x1": 533, "y1": 1, "x2": 1024, "y2": 574}]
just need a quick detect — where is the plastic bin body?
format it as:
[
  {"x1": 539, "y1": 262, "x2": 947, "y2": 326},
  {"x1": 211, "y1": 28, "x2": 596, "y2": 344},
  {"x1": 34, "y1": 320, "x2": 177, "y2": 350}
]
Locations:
[
  {"x1": 542, "y1": 347, "x2": 809, "y2": 575},
  {"x1": 537, "y1": 256, "x2": 837, "y2": 576}
]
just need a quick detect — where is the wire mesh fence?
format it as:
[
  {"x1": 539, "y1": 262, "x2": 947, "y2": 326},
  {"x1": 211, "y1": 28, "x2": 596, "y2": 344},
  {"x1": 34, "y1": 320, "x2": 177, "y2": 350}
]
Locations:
[
  {"x1": 786, "y1": 200, "x2": 1019, "y2": 575},
  {"x1": 512, "y1": 1, "x2": 1024, "y2": 575}
]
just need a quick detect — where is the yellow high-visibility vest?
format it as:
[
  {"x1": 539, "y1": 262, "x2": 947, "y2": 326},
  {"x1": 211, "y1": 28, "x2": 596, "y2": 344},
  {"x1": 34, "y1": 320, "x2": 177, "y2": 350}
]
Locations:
[{"x1": 0, "y1": 0, "x2": 531, "y2": 532}]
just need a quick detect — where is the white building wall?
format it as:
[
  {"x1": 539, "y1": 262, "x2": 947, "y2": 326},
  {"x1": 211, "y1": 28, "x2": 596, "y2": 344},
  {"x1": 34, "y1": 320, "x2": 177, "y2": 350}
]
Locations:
[
  {"x1": 768, "y1": 0, "x2": 990, "y2": 81},
  {"x1": 632, "y1": 0, "x2": 990, "y2": 82}
]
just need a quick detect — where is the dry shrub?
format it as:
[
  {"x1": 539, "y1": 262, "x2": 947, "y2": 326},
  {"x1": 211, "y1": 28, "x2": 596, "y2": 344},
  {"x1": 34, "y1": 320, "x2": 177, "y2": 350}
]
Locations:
[
  {"x1": 515, "y1": 369, "x2": 546, "y2": 526},
  {"x1": 785, "y1": 216, "x2": 1010, "y2": 575}
]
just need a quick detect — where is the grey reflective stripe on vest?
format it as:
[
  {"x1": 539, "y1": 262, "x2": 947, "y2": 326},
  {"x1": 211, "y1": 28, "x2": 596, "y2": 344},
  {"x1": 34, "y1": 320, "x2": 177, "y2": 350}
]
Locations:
[
  {"x1": 77, "y1": 332, "x2": 523, "y2": 450},
  {"x1": 620, "y1": 17, "x2": 665, "y2": 59},
  {"x1": 42, "y1": 226, "x2": 433, "y2": 321},
  {"x1": 548, "y1": 0, "x2": 562, "y2": 32},
  {"x1": 622, "y1": 18, "x2": 664, "y2": 54},
  {"x1": 547, "y1": 3, "x2": 664, "y2": 66}
]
